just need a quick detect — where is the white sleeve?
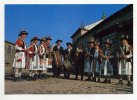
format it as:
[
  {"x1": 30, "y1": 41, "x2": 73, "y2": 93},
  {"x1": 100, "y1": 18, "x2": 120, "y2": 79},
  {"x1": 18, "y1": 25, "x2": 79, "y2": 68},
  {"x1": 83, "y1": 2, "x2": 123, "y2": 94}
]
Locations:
[
  {"x1": 28, "y1": 51, "x2": 33, "y2": 54},
  {"x1": 127, "y1": 51, "x2": 132, "y2": 58},
  {"x1": 15, "y1": 45, "x2": 22, "y2": 51}
]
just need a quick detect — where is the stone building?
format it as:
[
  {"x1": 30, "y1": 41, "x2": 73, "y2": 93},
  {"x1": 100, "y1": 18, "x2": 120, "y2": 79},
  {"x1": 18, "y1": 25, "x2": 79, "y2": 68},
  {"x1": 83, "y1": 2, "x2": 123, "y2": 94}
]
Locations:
[{"x1": 5, "y1": 40, "x2": 15, "y2": 76}]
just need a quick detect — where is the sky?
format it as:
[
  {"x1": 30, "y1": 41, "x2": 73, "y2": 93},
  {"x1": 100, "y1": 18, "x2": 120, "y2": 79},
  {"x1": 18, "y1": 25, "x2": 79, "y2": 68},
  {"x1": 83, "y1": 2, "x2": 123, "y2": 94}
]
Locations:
[{"x1": 5, "y1": 4, "x2": 128, "y2": 48}]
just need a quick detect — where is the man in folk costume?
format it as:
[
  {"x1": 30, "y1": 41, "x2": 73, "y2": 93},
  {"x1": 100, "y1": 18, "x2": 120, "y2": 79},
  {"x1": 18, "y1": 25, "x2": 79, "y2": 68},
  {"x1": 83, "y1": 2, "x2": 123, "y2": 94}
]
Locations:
[
  {"x1": 53, "y1": 40, "x2": 64, "y2": 78},
  {"x1": 116, "y1": 34, "x2": 133, "y2": 86},
  {"x1": 12, "y1": 30, "x2": 28, "y2": 81},
  {"x1": 84, "y1": 37, "x2": 95, "y2": 81},
  {"x1": 63, "y1": 42, "x2": 74, "y2": 79},
  {"x1": 100, "y1": 39, "x2": 114, "y2": 84},
  {"x1": 75, "y1": 43, "x2": 85, "y2": 80},
  {"x1": 28, "y1": 37, "x2": 40, "y2": 81},
  {"x1": 38, "y1": 38, "x2": 46, "y2": 79},
  {"x1": 43, "y1": 36, "x2": 52, "y2": 78},
  {"x1": 93, "y1": 41, "x2": 103, "y2": 82}
]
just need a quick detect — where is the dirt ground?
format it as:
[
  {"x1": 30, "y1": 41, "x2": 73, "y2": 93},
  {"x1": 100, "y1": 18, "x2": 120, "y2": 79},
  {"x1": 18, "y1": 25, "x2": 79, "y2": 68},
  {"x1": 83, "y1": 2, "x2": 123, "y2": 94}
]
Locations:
[{"x1": 5, "y1": 74, "x2": 133, "y2": 94}]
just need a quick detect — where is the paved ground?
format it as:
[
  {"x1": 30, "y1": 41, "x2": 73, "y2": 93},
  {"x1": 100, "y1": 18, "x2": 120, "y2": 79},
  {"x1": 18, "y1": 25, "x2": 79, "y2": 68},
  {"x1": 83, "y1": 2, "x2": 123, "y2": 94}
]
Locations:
[{"x1": 5, "y1": 74, "x2": 133, "y2": 94}]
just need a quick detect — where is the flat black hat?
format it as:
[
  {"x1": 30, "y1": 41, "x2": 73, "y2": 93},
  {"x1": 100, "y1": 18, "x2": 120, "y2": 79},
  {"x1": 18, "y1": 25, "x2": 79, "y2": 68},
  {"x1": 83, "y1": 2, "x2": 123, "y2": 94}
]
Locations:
[
  {"x1": 18, "y1": 30, "x2": 28, "y2": 37},
  {"x1": 66, "y1": 42, "x2": 72, "y2": 46},
  {"x1": 31, "y1": 37, "x2": 40, "y2": 42},
  {"x1": 55, "y1": 39, "x2": 62, "y2": 43}
]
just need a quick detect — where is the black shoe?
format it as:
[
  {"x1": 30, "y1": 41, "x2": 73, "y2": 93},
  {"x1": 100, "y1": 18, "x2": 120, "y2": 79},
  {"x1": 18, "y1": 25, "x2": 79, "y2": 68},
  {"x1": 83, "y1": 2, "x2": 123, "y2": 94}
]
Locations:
[
  {"x1": 116, "y1": 80, "x2": 123, "y2": 86},
  {"x1": 38, "y1": 75, "x2": 43, "y2": 79},
  {"x1": 33, "y1": 74, "x2": 37, "y2": 81},
  {"x1": 101, "y1": 79, "x2": 107, "y2": 83},
  {"x1": 127, "y1": 81, "x2": 132, "y2": 87},
  {"x1": 18, "y1": 78, "x2": 23, "y2": 81},
  {"x1": 43, "y1": 74, "x2": 48, "y2": 79},
  {"x1": 13, "y1": 77, "x2": 19, "y2": 82},
  {"x1": 92, "y1": 77, "x2": 96, "y2": 82},
  {"x1": 108, "y1": 80, "x2": 111, "y2": 84},
  {"x1": 27, "y1": 77, "x2": 32, "y2": 81}
]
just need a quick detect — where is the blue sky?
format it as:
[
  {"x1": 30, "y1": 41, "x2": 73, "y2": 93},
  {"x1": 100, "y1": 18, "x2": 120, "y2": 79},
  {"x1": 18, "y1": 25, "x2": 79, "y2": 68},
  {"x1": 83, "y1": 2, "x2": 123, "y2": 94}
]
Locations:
[{"x1": 5, "y1": 4, "x2": 128, "y2": 48}]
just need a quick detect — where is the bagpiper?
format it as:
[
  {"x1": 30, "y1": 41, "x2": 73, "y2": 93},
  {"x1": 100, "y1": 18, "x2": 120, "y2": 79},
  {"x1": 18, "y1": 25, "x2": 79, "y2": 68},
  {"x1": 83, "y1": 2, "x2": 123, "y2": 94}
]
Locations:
[
  {"x1": 12, "y1": 30, "x2": 28, "y2": 81},
  {"x1": 84, "y1": 37, "x2": 95, "y2": 81},
  {"x1": 116, "y1": 34, "x2": 133, "y2": 86},
  {"x1": 63, "y1": 42, "x2": 74, "y2": 79},
  {"x1": 37, "y1": 37, "x2": 46, "y2": 79},
  {"x1": 44, "y1": 36, "x2": 53, "y2": 78},
  {"x1": 93, "y1": 40, "x2": 103, "y2": 82},
  {"x1": 52, "y1": 40, "x2": 64, "y2": 78},
  {"x1": 28, "y1": 37, "x2": 40, "y2": 81},
  {"x1": 100, "y1": 39, "x2": 114, "y2": 84}
]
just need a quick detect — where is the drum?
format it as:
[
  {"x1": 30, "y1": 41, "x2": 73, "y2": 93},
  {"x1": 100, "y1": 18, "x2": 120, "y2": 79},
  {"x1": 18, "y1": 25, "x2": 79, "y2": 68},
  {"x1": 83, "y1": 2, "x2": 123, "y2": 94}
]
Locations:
[
  {"x1": 63, "y1": 59, "x2": 72, "y2": 71},
  {"x1": 54, "y1": 51, "x2": 63, "y2": 67}
]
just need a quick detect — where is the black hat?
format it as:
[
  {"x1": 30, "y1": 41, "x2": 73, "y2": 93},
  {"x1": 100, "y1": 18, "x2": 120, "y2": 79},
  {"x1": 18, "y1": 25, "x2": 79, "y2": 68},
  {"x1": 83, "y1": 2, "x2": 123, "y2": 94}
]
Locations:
[
  {"x1": 31, "y1": 37, "x2": 40, "y2": 42},
  {"x1": 66, "y1": 42, "x2": 72, "y2": 46},
  {"x1": 120, "y1": 34, "x2": 129, "y2": 41},
  {"x1": 40, "y1": 37, "x2": 46, "y2": 42},
  {"x1": 104, "y1": 39, "x2": 112, "y2": 45},
  {"x1": 46, "y1": 36, "x2": 52, "y2": 40},
  {"x1": 55, "y1": 39, "x2": 62, "y2": 43},
  {"x1": 88, "y1": 37, "x2": 95, "y2": 43},
  {"x1": 18, "y1": 30, "x2": 28, "y2": 37}
]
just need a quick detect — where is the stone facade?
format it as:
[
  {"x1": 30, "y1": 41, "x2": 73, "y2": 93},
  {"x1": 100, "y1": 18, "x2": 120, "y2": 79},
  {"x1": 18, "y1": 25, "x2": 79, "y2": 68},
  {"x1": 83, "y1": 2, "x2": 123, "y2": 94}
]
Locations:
[{"x1": 5, "y1": 41, "x2": 15, "y2": 76}]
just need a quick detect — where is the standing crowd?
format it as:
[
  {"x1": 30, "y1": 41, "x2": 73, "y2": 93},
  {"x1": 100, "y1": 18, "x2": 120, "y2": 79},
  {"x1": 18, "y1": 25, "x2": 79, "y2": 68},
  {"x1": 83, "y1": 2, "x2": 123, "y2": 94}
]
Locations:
[{"x1": 12, "y1": 30, "x2": 133, "y2": 87}]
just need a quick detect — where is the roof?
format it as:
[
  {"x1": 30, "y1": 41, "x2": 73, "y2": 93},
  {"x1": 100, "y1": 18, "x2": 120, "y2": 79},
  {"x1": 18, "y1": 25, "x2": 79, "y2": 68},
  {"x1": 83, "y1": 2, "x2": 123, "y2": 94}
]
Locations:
[
  {"x1": 5, "y1": 40, "x2": 15, "y2": 45},
  {"x1": 83, "y1": 19, "x2": 104, "y2": 31},
  {"x1": 71, "y1": 19, "x2": 104, "y2": 38},
  {"x1": 78, "y1": 4, "x2": 133, "y2": 40}
]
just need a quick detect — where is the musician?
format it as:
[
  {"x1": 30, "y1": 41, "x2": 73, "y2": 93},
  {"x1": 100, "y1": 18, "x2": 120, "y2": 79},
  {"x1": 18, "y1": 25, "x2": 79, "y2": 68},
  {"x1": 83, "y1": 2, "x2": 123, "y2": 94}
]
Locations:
[
  {"x1": 63, "y1": 42, "x2": 74, "y2": 79},
  {"x1": 93, "y1": 41, "x2": 103, "y2": 82},
  {"x1": 53, "y1": 40, "x2": 64, "y2": 78},
  {"x1": 38, "y1": 38, "x2": 46, "y2": 79},
  {"x1": 75, "y1": 43, "x2": 84, "y2": 80},
  {"x1": 43, "y1": 36, "x2": 52, "y2": 78},
  {"x1": 12, "y1": 30, "x2": 28, "y2": 81},
  {"x1": 28, "y1": 37, "x2": 40, "y2": 81},
  {"x1": 84, "y1": 38, "x2": 95, "y2": 81},
  {"x1": 100, "y1": 39, "x2": 114, "y2": 84},
  {"x1": 116, "y1": 34, "x2": 133, "y2": 86}
]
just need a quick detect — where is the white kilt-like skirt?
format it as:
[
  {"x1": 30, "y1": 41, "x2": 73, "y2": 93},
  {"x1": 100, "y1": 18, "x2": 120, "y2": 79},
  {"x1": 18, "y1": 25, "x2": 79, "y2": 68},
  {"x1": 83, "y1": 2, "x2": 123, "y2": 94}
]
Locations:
[
  {"x1": 29, "y1": 54, "x2": 40, "y2": 70},
  {"x1": 118, "y1": 60, "x2": 132, "y2": 75},
  {"x1": 12, "y1": 52, "x2": 26, "y2": 69},
  {"x1": 100, "y1": 60, "x2": 113, "y2": 76},
  {"x1": 84, "y1": 59, "x2": 93, "y2": 73}
]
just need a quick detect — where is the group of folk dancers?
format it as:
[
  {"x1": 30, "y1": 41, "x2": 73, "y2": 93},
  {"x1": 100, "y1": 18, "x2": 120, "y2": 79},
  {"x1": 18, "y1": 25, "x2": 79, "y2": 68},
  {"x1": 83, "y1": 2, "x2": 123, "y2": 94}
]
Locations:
[{"x1": 12, "y1": 30, "x2": 133, "y2": 87}]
